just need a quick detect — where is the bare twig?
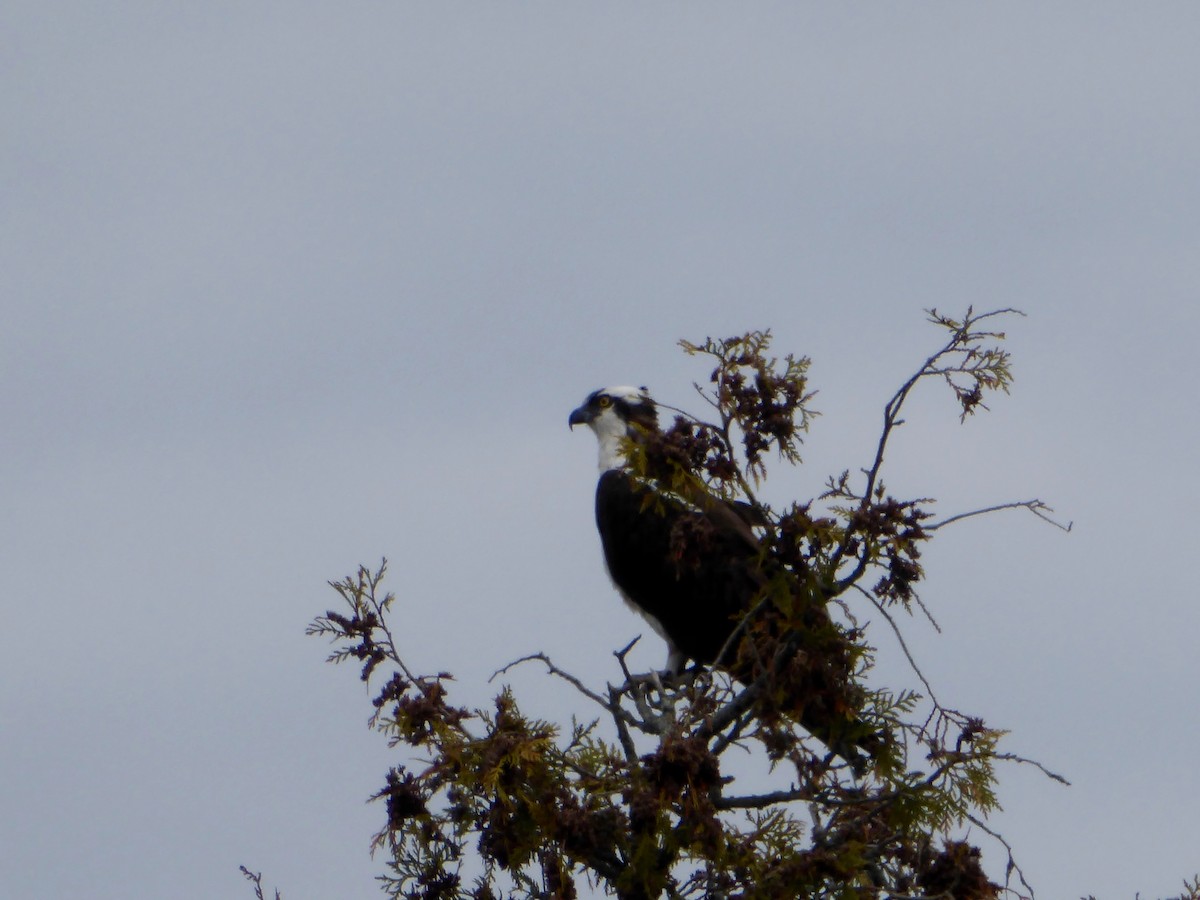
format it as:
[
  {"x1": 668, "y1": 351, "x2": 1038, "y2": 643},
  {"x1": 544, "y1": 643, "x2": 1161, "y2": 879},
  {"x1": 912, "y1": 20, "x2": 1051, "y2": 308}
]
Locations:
[
  {"x1": 489, "y1": 652, "x2": 636, "y2": 726},
  {"x1": 707, "y1": 705, "x2": 757, "y2": 757},
  {"x1": 613, "y1": 636, "x2": 642, "y2": 682},
  {"x1": 928, "y1": 500, "x2": 1072, "y2": 533},
  {"x1": 966, "y1": 812, "x2": 1037, "y2": 900},
  {"x1": 853, "y1": 584, "x2": 944, "y2": 712},
  {"x1": 993, "y1": 752, "x2": 1071, "y2": 786},
  {"x1": 608, "y1": 684, "x2": 638, "y2": 763},
  {"x1": 239, "y1": 866, "x2": 281, "y2": 900}
]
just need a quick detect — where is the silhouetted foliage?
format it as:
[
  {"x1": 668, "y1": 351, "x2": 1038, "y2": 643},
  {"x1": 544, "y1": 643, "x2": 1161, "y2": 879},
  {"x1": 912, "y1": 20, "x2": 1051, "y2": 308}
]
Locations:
[
  {"x1": 308, "y1": 308, "x2": 1088, "y2": 899},
  {"x1": 239, "y1": 866, "x2": 282, "y2": 900}
]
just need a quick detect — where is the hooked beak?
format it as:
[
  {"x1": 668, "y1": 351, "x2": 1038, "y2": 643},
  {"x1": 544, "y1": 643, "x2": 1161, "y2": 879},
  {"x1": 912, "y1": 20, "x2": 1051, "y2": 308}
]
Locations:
[{"x1": 568, "y1": 405, "x2": 593, "y2": 430}]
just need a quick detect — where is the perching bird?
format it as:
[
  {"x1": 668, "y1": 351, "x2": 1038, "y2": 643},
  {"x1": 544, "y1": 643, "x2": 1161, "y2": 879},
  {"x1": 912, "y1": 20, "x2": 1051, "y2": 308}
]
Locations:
[{"x1": 569, "y1": 385, "x2": 880, "y2": 771}]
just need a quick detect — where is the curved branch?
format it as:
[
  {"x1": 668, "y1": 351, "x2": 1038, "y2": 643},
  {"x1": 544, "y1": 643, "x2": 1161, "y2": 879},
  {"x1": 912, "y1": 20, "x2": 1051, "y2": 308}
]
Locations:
[
  {"x1": 992, "y1": 752, "x2": 1071, "y2": 786},
  {"x1": 965, "y1": 812, "x2": 1037, "y2": 900},
  {"x1": 831, "y1": 307, "x2": 1025, "y2": 589},
  {"x1": 928, "y1": 499, "x2": 1072, "y2": 533},
  {"x1": 489, "y1": 651, "x2": 643, "y2": 734},
  {"x1": 853, "y1": 584, "x2": 944, "y2": 713}
]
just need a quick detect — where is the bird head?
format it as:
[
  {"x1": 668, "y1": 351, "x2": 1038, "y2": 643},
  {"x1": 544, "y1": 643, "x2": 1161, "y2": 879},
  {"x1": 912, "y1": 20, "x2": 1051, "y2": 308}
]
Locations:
[{"x1": 569, "y1": 386, "x2": 659, "y2": 470}]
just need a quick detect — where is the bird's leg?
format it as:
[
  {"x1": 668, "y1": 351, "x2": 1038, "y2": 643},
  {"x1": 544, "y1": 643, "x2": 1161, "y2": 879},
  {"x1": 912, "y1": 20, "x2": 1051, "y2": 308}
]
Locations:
[
  {"x1": 638, "y1": 646, "x2": 688, "y2": 712},
  {"x1": 650, "y1": 646, "x2": 688, "y2": 694}
]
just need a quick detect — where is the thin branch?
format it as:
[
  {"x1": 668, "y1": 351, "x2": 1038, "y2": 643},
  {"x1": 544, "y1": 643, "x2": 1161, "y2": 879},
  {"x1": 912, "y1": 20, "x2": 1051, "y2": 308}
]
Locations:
[
  {"x1": 239, "y1": 866, "x2": 281, "y2": 900},
  {"x1": 854, "y1": 584, "x2": 944, "y2": 712},
  {"x1": 713, "y1": 787, "x2": 810, "y2": 810},
  {"x1": 709, "y1": 708, "x2": 756, "y2": 757},
  {"x1": 909, "y1": 589, "x2": 943, "y2": 634},
  {"x1": 613, "y1": 635, "x2": 642, "y2": 681},
  {"x1": 699, "y1": 677, "x2": 764, "y2": 742},
  {"x1": 965, "y1": 812, "x2": 1037, "y2": 900},
  {"x1": 489, "y1": 652, "x2": 626, "y2": 721},
  {"x1": 365, "y1": 589, "x2": 424, "y2": 690},
  {"x1": 831, "y1": 307, "x2": 1025, "y2": 588},
  {"x1": 992, "y1": 752, "x2": 1071, "y2": 786},
  {"x1": 608, "y1": 684, "x2": 638, "y2": 763},
  {"x1": 928, "y1": 500, "x2": 1072, "y2": 533}
]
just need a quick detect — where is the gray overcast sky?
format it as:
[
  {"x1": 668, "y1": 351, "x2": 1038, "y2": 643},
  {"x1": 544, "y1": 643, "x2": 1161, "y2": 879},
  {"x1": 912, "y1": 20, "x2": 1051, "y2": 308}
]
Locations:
[{"x1": 2, "y1": 3, "x2": 1198, "y2": 898}]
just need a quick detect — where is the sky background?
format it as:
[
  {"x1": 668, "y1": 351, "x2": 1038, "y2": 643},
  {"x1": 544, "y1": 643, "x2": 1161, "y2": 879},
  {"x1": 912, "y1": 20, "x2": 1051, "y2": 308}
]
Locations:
[{"x1": 3, "y1": 3, "x2": 1198, "y2": 898}]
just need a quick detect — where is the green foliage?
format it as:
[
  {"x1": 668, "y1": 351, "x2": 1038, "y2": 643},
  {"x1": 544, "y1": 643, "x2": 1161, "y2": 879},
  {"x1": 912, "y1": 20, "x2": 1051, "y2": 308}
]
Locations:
[{"x1": 309, "y1": 308, "x2": 1073, "y2": 899}]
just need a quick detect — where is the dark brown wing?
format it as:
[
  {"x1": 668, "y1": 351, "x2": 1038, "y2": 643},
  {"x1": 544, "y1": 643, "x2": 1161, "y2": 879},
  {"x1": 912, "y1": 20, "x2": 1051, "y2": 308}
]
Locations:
[{"x1": 594, "y1": 470, "x2": 763, "y2": 665}]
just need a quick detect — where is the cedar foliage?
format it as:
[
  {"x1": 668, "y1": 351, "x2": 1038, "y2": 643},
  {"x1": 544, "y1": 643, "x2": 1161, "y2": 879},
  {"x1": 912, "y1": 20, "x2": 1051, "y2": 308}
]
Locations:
[{"x1": 307, "y1": 308, "x2": 1077, "y2": 899}]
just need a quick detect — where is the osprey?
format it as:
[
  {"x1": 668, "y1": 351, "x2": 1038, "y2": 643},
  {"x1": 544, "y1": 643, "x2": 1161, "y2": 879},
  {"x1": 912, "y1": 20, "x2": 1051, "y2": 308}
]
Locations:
[
  {"x1": 568, "y1": 385, "x2": 761, "y2": 674},
  {"x1": 570, "y1": 385, "x2": 880, "y2": 771}
]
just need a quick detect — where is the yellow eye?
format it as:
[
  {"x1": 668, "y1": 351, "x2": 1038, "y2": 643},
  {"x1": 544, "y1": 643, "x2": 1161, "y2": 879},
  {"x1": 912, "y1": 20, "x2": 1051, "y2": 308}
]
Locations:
[{"x1": 597, "y1": 396, "x2": 612, "y2": 409}]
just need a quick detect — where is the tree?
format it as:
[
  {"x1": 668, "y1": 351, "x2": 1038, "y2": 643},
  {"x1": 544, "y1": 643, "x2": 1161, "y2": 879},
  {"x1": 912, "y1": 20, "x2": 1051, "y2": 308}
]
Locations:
[{"x1": 307, "y1": 308, "x2": 1071, "y2": 899}]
